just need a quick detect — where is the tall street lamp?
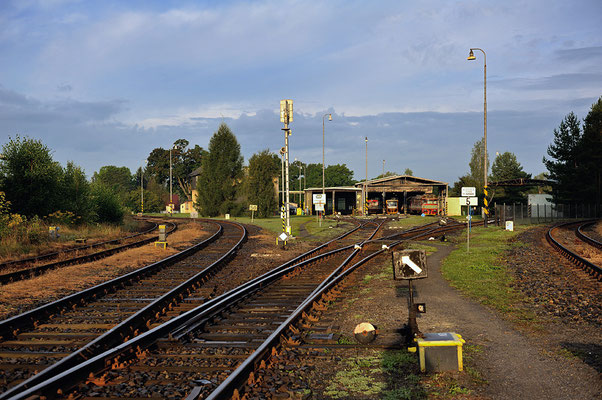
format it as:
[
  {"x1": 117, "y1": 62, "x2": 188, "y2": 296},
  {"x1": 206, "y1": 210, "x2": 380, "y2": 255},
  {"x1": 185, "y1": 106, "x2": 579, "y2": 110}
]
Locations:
[
  {"x1": 322, "y1": 113, "x2": 332, "y2": 209},
  {"x1": 467, "y1": 47, "x2": 488, "y2": 226}
]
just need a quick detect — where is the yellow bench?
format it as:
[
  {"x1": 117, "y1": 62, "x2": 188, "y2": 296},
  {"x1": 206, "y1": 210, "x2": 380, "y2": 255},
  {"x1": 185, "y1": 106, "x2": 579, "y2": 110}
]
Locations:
[{"x1": 154, "y1": 241, "x2": 168, "y2": 249}]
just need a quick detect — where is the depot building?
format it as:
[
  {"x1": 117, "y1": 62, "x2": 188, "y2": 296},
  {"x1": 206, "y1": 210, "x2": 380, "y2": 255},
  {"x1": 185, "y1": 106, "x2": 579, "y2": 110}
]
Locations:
[{"x1": 303, "y1": 175, "x2": 449, "y2": 216}]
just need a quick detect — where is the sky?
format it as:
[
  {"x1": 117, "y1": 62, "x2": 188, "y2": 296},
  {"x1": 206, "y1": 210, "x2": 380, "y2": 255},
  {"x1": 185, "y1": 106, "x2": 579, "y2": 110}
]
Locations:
[{"x1": 1, "y1": 0, "x2": 601, "y2": 185}]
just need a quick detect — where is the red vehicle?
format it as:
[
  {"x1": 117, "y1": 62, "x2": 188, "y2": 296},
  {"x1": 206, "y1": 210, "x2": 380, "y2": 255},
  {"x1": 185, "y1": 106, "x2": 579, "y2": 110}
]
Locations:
[{"x1": 366, "y1": 199, "x2": 381, "y2": 215}]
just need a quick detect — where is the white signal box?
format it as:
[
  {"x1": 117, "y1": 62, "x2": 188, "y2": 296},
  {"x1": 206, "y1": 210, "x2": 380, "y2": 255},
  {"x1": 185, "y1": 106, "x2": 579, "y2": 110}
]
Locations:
[{"x1": 280, "y1": 99, "x2": 293, "y2": 123}]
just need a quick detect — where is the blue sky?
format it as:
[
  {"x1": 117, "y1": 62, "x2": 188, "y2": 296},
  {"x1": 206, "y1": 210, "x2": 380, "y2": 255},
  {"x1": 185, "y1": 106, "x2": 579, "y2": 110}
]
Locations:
[{"x1": 1, "y1": 0, "x2": 601, "y2": 184}]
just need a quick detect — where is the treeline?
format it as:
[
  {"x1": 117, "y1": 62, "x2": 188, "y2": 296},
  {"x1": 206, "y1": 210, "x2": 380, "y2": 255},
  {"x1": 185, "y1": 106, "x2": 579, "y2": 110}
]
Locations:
[
  {"x1": 0, "y1": 123, "x2": 358, "y2": 224},
  {"x1": 449, "y1": 96, "x2": 601, "y2": 208},
  {"x1": 0, "y1": 136, "x2": 125, "y2": 225}
]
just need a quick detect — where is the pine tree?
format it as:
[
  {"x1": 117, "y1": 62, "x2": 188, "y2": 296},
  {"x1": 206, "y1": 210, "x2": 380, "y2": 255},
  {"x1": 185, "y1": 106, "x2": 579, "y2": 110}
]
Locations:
[
  {"x1": 579, "y1": 97, "x2": 602, "y2": 210},
  {"x1": 196, "y1": 123, "x2": 243, "y2": 216},
  {"x1": 543, "y1": 112, "x2": 582, "y2": 204}
]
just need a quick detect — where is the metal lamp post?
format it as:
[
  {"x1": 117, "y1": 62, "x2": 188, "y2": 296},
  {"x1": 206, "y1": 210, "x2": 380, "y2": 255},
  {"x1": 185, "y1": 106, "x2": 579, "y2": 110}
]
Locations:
[
  {"x1": 322, "y1": 113, "x2": 332, "y2": 214},
  {"x1": 467, "y1": 47, "x2": 488, "y2": 227}
]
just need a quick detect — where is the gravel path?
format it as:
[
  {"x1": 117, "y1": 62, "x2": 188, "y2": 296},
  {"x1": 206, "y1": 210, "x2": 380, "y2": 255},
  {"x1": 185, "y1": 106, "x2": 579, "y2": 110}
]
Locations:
[{"x1": 415, "y1": 242, "x2": 601, "y2": 400}]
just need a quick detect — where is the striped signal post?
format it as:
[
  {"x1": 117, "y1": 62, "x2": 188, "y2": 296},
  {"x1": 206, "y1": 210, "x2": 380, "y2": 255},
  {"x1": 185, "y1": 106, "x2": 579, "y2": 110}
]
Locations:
[{"x1": 483, "y1": 185, "x2": 489, "y2": 223}]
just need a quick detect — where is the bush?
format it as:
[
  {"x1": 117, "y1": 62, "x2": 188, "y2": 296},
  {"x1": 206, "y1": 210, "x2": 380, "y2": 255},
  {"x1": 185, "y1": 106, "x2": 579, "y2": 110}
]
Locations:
[{"x1": 91, "y1": 185, "x2": 124, "y2": 224}]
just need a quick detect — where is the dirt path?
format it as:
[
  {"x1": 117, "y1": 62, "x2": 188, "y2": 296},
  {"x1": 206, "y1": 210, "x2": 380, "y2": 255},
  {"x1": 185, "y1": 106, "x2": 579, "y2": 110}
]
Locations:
[{"x1": 415, "y1": 243, "x2": 601, "y2": 400}]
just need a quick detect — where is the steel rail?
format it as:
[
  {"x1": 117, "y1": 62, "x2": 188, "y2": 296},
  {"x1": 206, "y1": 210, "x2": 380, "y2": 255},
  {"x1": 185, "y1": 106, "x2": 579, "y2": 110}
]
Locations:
[
  {"x1": 546, "y1": 220, "x2": 602, "y2": 280},
  {"x1": 576, "y1": 220, "x2": 602, "y2": 251},
  {"x1": 0, "y1": 220, "x2": 211, "y2": 341},
  {"x1": 206, "y1": 224, "x2": 427, "y2": 400},
  {"x1": 0, "y1": 219, "x2": 247, "y2": 399},
  {"x1": 0, "y1": 218, "x2": 158, "y2": 270},
  {"x1": 0, "y1": 220, "x2": 173, "y2": 285},
  {"x1": 5, "y1": 220, "x2": 369, "y2": 399}
]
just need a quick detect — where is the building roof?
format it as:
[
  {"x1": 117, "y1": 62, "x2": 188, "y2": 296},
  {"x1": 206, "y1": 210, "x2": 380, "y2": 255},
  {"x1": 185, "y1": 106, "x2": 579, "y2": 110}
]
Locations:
[
  {"x1": 354, "y1": 174, "x2": 448, "y2": 187},
  {"x1": 304, "y1": 186, "x2": 362, "y2": 192},
  {"x1": 188, "y1": 166, "x2": 202, "y2": 178}
]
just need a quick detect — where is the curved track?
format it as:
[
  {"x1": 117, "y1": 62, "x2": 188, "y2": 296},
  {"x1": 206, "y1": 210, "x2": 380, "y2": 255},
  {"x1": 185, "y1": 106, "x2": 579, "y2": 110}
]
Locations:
[
  {"x1": 3, "y1": 220, "x2": 373, "y2": 399},
  {"x1": 546, "y1": 220, "x2": 602, "y2": 280},
  {"x1": 0, "y1": 220, "x2": 173, "y2": 285},
  {"x1": 3, "y1": 219, "x2": 473, "y2": 399},
  {"x1": 0, "y1": 219, "x2": 247, "y2": 398}
]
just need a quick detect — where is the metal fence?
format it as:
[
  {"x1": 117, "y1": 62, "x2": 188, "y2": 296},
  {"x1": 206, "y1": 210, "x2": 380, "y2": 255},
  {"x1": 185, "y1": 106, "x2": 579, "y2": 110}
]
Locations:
[{"x1": 493, "y1": 203, "x2": 601, "y2": 225}]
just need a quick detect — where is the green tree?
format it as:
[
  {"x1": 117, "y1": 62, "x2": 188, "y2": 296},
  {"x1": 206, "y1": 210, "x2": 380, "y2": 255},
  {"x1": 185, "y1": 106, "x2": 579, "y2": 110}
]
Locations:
[
  {"x1": 543, "y1": 112, "x2": 583, "y2": 204},
  {"x1": 490, "y1": 152, "x2": 530, "y2": 203},
  {"x1": 91, "y1": 165, "x2": 133, "y2": 201},
  {"x1": 90, "y1": 183, "x2": 124, "y2": 224},
  {"x1": 468, "y1": 138, "x2": 489, "y2": 195},
  {"x1": 60, "y1": 162, "x2": 93, "y2": 222},
  {"x1": 579, "y1": 97, "x2": 602, "y2": 209},
  {"x1": 0, "y1": 136, "x2": 63, "y2": 217},
  {"x1": 404, "y1": 168, "x2": 413, "y2": 176},
  {"x1": 324, "y1": 164, "x2": 355, "y2": 187},
  {"x1": 247, "y1": 150, "x2": 280, "y2": 217},
  {"x1": 146, "y1": 140, "x2": 205, "y2": 200},
  {"x1": 450, "y1": 138, "x2": 488, "y2": 198},
  {"x1": 196, "y1": 123, "x2": 244, "y2": 216},
  {"x1": 303, "y1": 163, "x2": 323, "y2": 188},
  {"x1": 374, "y1": 171, "x2": 397, "y2": 179}
]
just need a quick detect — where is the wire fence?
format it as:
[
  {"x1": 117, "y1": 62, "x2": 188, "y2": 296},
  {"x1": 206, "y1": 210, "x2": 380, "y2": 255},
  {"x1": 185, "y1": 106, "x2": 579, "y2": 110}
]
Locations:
[{"x1": 493, "y1": 203, "x2": 601, "y2": 225}]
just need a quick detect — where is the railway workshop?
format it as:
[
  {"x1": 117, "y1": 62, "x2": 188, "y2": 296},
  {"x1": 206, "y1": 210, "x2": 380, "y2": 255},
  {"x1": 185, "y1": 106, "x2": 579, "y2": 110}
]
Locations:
[{"x1": 304, "y1": 175, "x2": 448, "y2": 216}]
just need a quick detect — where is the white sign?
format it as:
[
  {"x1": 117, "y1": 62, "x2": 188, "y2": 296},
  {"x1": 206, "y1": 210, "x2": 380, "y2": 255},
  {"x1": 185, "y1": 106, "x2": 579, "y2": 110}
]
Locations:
[
  {"x1": 278, "y1": 232, "x2": 288, "y2": 241},
  {"x1": 315, "y1": 203, "x2": 325, "y2": 211},
  {"x1": 461, "y1": 187, "x2": 476, "y2": 197},
  {"x1": 313, "y1": 193, "x2": 326, "y2": 205},
  {"x1": 464, "y1": 197, "x2": 478, "y2": 206},
  {"x1": 249, "y1": 204, "x2": 258, "y2": 211},
  {"x1": 506, "y1": 221, "x2": 514, "y2": 231}
]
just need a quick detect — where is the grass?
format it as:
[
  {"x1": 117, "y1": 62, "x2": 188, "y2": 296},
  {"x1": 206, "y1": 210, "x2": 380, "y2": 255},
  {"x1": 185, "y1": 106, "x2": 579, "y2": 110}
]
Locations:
[
  {"x1": 322, "y1": 351, "x2": 425, "y2": 399},
  {"x1": 0, "y1": 218, "x2": 134, "y2": 261},
  {"x1": 440, "y1": 224, "x2": 539, "y2": 325}
]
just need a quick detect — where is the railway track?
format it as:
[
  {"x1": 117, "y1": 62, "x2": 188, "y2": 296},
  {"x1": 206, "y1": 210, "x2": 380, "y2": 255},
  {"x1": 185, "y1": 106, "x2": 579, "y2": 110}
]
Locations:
[
  {"x1": 1, "y1": 219, "x2": 372, "y2": 399},
  {"x1": 0, "y1": 219, "x2": 246, "y2": 398},
  {"x1": 0, "y1": 219, "x2": 171, "y2": 285},
  {"x1": 3, "y1": 219, "x2": 471, "y2": 399},
  {"x1": 546, "y1": 220, "x2": 602, "y2": 280}
]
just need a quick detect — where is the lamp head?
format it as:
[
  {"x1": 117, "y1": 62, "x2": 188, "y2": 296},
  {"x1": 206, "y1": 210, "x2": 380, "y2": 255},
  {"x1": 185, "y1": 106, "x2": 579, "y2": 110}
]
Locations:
[
  {"x1": 467, "y1": 49, "x2": 476, "y2": 60},
  {"x1": 328, "y1": 114, "x2": 332, "y2": 121},
  {"x1": 365, "y1": 136, "x2": 368, "y2": 143}
]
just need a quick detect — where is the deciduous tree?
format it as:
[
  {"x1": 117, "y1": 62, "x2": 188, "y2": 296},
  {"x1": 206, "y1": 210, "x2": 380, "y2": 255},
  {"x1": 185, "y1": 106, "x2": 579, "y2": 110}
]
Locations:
[{"x1": 0, "y1": 136, "x2": 63, "y2": 217}]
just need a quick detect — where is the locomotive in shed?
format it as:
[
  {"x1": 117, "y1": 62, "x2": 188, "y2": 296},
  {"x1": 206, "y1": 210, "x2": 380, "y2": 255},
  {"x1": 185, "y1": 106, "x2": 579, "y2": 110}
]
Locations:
[{"x1": 407, "y1": 195, "x2": 439, "y2": 215}]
